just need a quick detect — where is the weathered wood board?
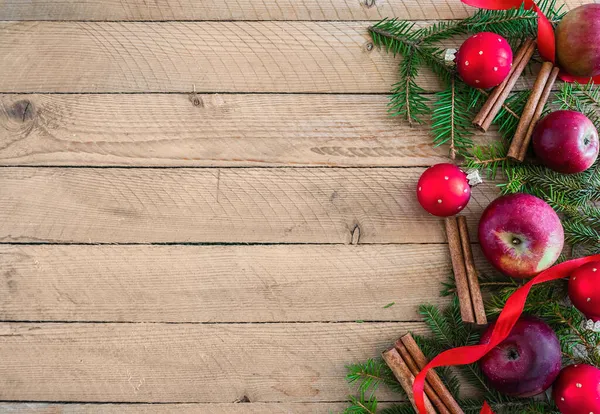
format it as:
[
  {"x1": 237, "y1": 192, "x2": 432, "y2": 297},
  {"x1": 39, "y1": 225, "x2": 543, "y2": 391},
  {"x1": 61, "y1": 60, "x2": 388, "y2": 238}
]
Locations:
[
  {"x1": 0, "y1": 0, "x2": 530, "y2": 411},
  {"x1": 0, "y1": 167, "x2": 499, "y2": 244},
  {"x1": 0, "y1": 322, "x2": 426, "y2": 402},
  {"x1": 0, "y1": 244, "x2": 498, "y2": 323}
]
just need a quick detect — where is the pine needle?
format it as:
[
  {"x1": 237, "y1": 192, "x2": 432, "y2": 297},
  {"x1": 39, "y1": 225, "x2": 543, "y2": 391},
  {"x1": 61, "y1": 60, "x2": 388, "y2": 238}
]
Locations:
[{"x1": 431, "y1": 78, "x2": 474, "y2": 158}]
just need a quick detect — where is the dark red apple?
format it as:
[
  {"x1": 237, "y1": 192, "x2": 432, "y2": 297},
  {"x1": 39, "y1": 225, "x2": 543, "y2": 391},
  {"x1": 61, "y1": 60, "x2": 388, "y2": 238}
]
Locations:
[
  {"x1": 478, "y1": 194, "x2": 563, "y2": 279},
  {"x1": 556, "y1": 4, "x2": 600, "y2": 77},
  {"x1": 532, "y1": 110, "x2": 599, "y2": 174},
  {"x1": 479, "y1": 316, "x2": 561, "y2": 397}
]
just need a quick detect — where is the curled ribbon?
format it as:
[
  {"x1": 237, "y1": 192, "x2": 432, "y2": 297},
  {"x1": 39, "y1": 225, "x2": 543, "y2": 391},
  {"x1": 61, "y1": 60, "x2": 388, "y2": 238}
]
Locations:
[
  {"x1": 413, "y1": 253, "x2": 600, "y2": 414},
  {"x1": 460, "y1": 0, "x2": 600, "y2": 83}
]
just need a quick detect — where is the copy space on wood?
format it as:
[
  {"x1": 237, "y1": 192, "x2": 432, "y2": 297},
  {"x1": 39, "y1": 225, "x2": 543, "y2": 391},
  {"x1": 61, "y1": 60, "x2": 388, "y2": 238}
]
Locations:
[
  {"x1": 0, "y1": 168, "x2": 500, "y2": 244},
  {"x1": 0, "y1": 94, "x2": 454, "y2": 167},
  {"x1": 0, "y1": 244, "x2": 507, "y2": 323},
  {"x1": 0, "y1": 0, "x2": 474, "y2": 21},
  {"x1": 0, "y1": 22, "x2": 541, "y2": 94},
  {"x1": 0, "y1": 322, "x2": 431, "y2": 402}
]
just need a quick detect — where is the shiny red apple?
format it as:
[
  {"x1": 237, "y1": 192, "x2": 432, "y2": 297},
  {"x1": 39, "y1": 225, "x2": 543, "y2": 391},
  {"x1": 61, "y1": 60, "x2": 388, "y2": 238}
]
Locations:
[
  {"x1": 478, "y1": 193, "x2": 564, "y2": 279},
  {"x1": 556, "y1": 4, "x2": 600, "y2": 77},
  {"x1": 532, "y1": 110, "x2": 599, "y2": 174},
  {"x1": 479, "y1": 316, "x2": 561, "y2": 397}
]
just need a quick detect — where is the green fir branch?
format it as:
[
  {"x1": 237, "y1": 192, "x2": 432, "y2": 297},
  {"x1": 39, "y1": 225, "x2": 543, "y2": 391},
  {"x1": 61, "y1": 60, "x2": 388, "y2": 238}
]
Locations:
[
  {"x1": 464, "y1": 141, "x2": 509, "y2": 180},
  {"x1": 379, "y1": 404, "x2": 414, "y2": 414},
  {"x1": 413, "y1": 20, "x2": 466, "y2": 44},
  {"x1": 388, "y1": 50, "x2": 430, "y2": 125},
  {"x1": 345, "y1": 392, "x2": 378, "y2": 414},
  {"x1": 368, "y1": 19, "x2": 420, "y2": 56},
  {"x1": 349, "y1": 4, "x2": 600, "y2": 412},
  {"x1": 494, "y1": 90, "x2": 531, "y2": 140},
  {"x1": 463, "y1": 1, "x2": 563, "y2": 39},
  {"x1": 416, "y1": 46, "x2": 455, "y2": 85},
  {"x1": 502, "y1": 164, "x2": 600, "y2": 206},
  {"x1": 432, "y1": 78, "x2": 474, "y2": 158},
  {"x1": 346, "y1": 358, "x2": 405, "y2": 397},
  {"x1": 555, "y1": 81, "x2": 600, "y2": 128}
]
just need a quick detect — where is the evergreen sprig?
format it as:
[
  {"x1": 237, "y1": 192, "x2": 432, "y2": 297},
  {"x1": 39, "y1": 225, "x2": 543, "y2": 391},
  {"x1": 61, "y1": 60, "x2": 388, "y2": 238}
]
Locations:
[
  {"x1": 344, "y1": 295, "x2": 561, "y2": 413},
  {"x1": 367, "y1": 0, "x2": 564, "y2": 157},
  {"x1": 501, "y1": 163, "x2": 600, "y2": 206},
  {"x1": 351, "y1": 2, "x2": 599, "y2": 412},
  {"x1": 388, "y1": 50, "x2": 430, "y2": 124},
  {"x1": 464, "y1": 141, "x2": 509, "y2": 180},
  {"x1": 432, "y1": 79, "x2": 475, "y2": 158},
  {"x1": 346, "y1": 358, "x2": 405, "y2": 397},
  {"x1": 463, "y1": 0, "x2": 564, "y2": 39},
  {"x1": 555, "y1": 81, "x2": 600, "y2": 127}
]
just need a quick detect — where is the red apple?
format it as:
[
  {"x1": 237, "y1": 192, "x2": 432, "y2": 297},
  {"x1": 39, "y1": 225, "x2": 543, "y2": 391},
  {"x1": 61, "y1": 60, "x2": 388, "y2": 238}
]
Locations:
[
  {"x1": 479, "y1": 316, "x2": 561, "y2": 397},
  {"x1": 532, "y1": 110, "x2": 599, "y2": 174},
  {"x1": 556, "y1": 4, "x2": 600, "y2": 77},
  {"x1": 478, "y1": 193, "x2": 564, "y2": 279}
]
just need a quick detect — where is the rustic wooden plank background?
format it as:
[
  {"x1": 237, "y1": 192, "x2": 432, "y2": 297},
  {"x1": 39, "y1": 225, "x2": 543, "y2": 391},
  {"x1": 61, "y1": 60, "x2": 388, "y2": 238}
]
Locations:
[{"x1": 0, "y1": 0, "x2": 590, "y2": 412}]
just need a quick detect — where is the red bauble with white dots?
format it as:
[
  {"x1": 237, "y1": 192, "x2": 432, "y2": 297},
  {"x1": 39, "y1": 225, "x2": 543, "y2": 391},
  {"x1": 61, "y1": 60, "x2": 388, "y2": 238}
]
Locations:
[
  {"x1": 417, "y1": 163, "x2": 471, "y2": 217},
  {"x1": 455, "y1": 32, "x2": 513, "y2": 89},
  {"x1": 553, "y1": 364, "x2": 600, "y2": 414},
  {"x1": 569, "y1": 261, "x2": 600, "y2": 321}
]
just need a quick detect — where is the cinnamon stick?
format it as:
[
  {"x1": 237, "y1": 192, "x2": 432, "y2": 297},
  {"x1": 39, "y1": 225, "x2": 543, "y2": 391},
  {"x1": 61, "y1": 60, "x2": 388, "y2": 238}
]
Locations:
[
  {"x1": 445, "y1": 217, "x2": 475, "y2": 323},
  {"x1": 477, "y1": 40, "x2": 537, "y2": 132},
  {"x1": 517, "y1": 66, "x2": 560, "y2": 161},
  {"x1": 473, "y1": 38, "x2": 534, "y2": 130},
  {"x1": 382, "y1": 347, "x2": 436, "y2": 414},
  {"x1": 400, "y1": 334, "x2": 465, "y2": 414},
  {"x1": 508, "y1": 61, "x2": 554, "y2": 161},
  {"x1": 457, "y1": 216, "x2": 487, "y2": 325},
  {"x1": 396, "y1": 341, "x2": 451, "y2": 414}
]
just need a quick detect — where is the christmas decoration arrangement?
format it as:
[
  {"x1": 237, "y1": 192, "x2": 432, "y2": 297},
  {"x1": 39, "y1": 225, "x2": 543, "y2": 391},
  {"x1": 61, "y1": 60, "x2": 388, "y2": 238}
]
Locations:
[{"x1": 344, "y1": 0, "x2": 600, "y2": 413}]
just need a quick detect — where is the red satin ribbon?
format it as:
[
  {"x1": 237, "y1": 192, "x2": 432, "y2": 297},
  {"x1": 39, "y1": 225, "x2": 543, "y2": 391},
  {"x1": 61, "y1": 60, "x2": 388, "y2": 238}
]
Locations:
[
  {"x1": 413, "y1": 253, "x2": 600, "y2": 414},
  {"x1": 460, "y1": 0, "x2": 600, "y2": 83}
]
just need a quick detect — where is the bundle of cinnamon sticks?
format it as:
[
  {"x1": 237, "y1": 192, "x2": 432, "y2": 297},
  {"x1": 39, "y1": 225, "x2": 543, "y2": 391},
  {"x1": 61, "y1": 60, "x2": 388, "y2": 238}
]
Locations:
[
  {"x1": 382, "y1": 333, "x2": 464, "y2": 414},
  {"x1": 473, "y1": 39, "x2": 536, "y2": 132},
  {"x1": 445, "y1": 216, "x2": 486, "y2": 325},
  {"x1": 473, "y1": 38, "x2": 561, "y2": 162},
  {"x1": 507, "y1": 61, "x2": 560, "y2": 162}
]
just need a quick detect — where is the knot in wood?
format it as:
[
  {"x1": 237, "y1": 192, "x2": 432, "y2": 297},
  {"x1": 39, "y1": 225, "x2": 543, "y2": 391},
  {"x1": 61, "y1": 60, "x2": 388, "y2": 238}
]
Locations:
[{"x1": 7, "y1": 100, "x2": 35, "y2": 122}]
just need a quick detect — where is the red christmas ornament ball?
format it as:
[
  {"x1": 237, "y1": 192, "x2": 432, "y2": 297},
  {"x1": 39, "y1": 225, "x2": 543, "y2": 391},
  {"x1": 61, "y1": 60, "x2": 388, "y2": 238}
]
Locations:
[
  {"x1": 416, "y1": 163, "x2": 471, "y2": 217},
  {"x1": 455, "y1": 32, "x2": 513, "y2": 89},
  {"x1": 568, "y1": 261, "x2": 600, "y2": 321},
  {"x1": 553, "y1": 364, "x2": 600, "y2": 414}
]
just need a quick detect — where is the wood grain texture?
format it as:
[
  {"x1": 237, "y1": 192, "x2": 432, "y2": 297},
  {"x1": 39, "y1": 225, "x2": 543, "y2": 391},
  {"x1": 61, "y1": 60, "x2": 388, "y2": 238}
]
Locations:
[
  {"x1": 0, "y1": 21, "x2": 540, "y2": 94},
  {"x1": 0, "y1": 168, "x2": 499, "y2": 244},
  {"x1": 0, "y1": 0, "x2": 473, "y2": 21},
  {"x1": 0, "y1": 403, "x2": 358, "y2": 413},
  {"x1": 0, "y1": 244, "x2": 498, "y2": 323},
  {"x1": 0, "y1": 93, "x2": 477, "y2": 167},
  {"x1": 0, "y1": 21, "x2": 400, "y2": 93},
  {"x1": 0, "y1": 322, "x2": 426, "y2": 402},
  {"x1": 0, "y1": 0, "x2": 594, "y2": 21},
  {"x1": 0, "y1": 21, "x2": 547, "y2": 94}
]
